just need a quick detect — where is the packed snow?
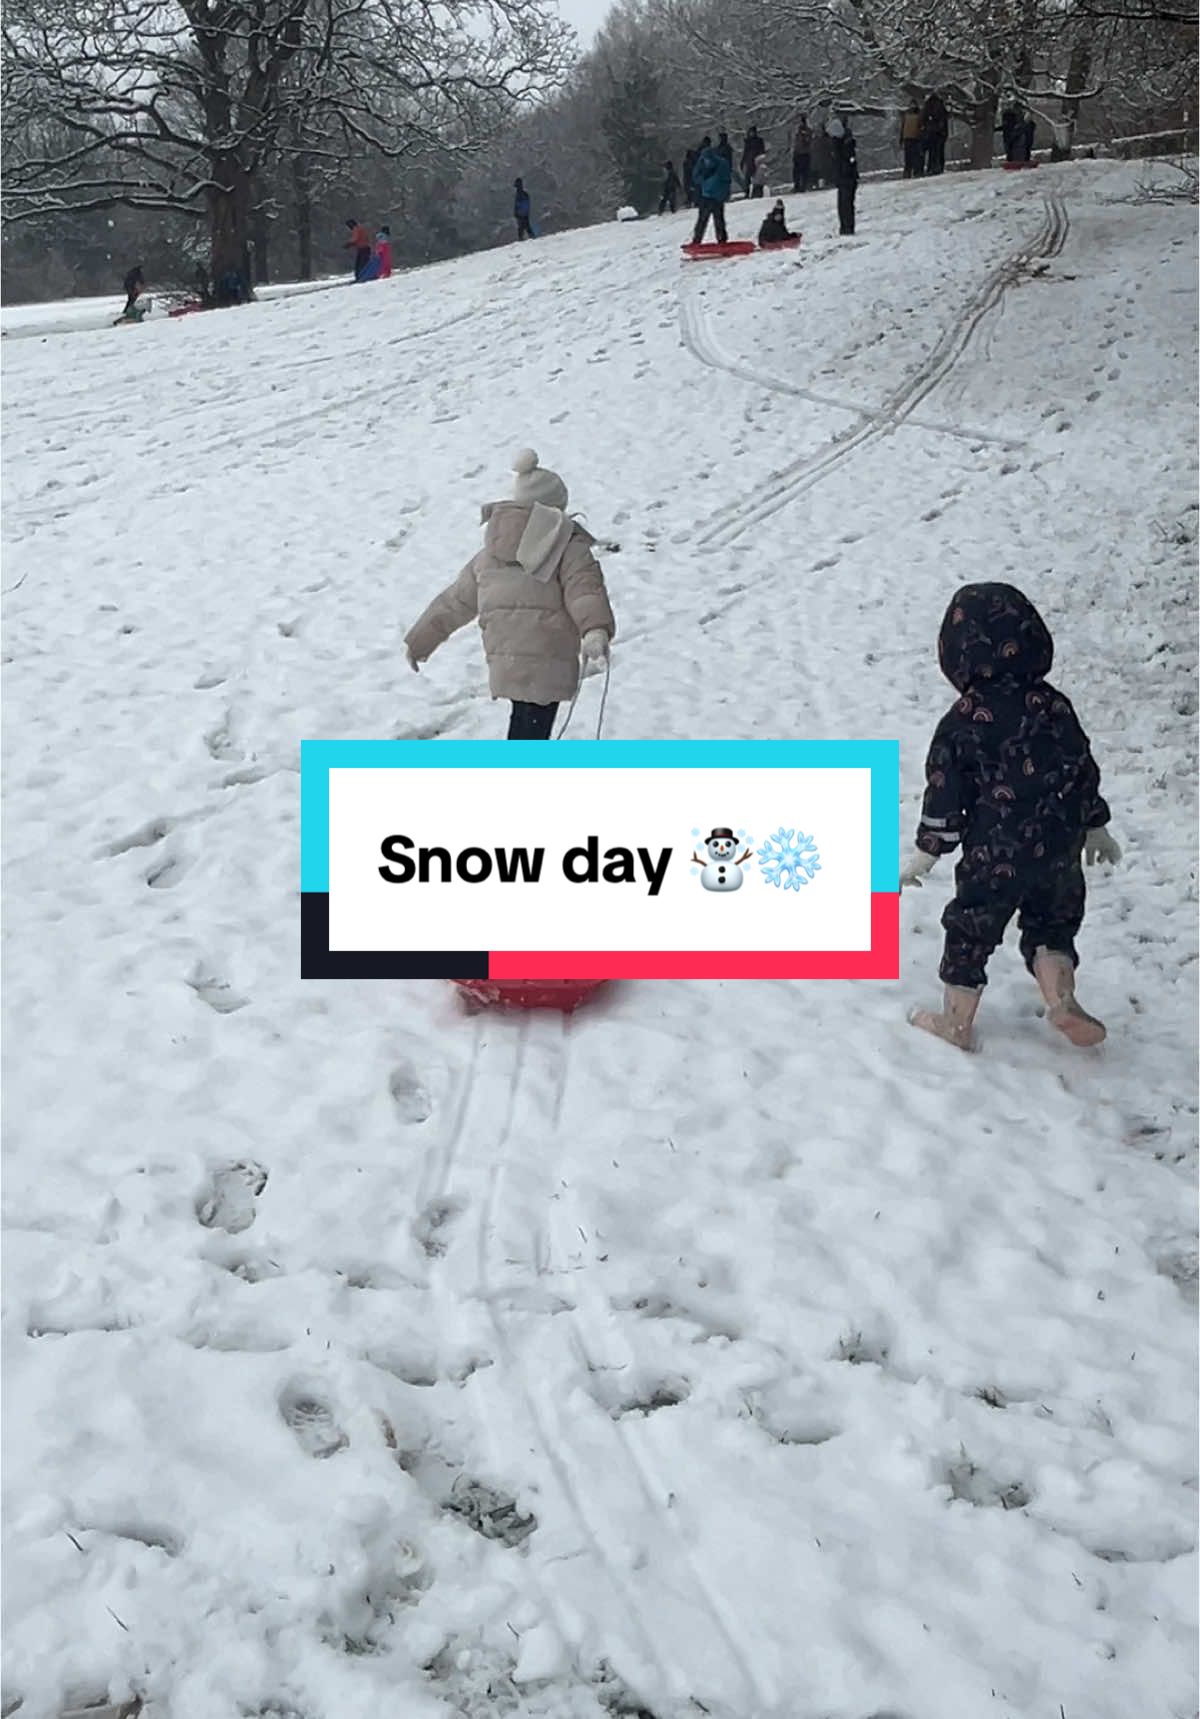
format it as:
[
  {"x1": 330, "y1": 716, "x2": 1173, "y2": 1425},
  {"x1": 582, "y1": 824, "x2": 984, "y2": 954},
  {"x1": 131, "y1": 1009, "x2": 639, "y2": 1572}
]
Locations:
[{"x1": 2, "y1": 160, "x2": 1197, "y2": 1719}]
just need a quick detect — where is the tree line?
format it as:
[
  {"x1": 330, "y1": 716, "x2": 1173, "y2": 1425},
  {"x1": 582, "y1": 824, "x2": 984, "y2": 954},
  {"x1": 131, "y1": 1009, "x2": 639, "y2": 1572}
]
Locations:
[{"x1": 2, "y1": 0, "x2": 1193, "y2": 302}]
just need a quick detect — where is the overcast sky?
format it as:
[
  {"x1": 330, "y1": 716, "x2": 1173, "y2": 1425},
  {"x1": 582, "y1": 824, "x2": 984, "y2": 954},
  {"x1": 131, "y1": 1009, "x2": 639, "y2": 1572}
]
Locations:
[{"x1": 558, "y1": 0, "x2": 611, "y2": 46}]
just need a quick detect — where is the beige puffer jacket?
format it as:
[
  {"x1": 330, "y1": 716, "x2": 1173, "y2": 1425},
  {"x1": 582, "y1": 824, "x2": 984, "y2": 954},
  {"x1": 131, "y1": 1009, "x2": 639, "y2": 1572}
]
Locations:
[{"x1": 405, "y1": 502, "x2": 616, "y2": 705}]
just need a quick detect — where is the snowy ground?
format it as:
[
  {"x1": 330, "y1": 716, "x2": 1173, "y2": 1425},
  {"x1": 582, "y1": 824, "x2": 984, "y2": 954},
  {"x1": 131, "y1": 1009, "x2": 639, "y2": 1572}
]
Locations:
[
  {"x1": 2, "y1": 161, "x2": 1197, "y2": 1719},
  {"x1": 0, "y1": 276, "x2": 346, "y2": 342}
]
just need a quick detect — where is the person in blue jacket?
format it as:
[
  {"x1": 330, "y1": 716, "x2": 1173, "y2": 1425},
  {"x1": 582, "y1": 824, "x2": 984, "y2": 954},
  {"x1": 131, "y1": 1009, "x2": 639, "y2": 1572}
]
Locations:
[
  {"x1": 514, "y1": 178, "x2": 535, "y2": 241},
  {"x1": 691, "y1": 136, "x2": 732, "y2": 244}
]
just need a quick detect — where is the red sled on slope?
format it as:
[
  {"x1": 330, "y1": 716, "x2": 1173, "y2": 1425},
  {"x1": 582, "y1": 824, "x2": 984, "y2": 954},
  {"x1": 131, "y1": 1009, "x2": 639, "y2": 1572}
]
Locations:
[
  {"x1": 759, "y1": 235, "x2": 802, "y2": 251},
  {"x1": 451, "y1": 978, "x2": 606, "y2": 1014},
  {"x1": 681, "y1": 240, "x2": 756, "y2": 261},
  {"x1": 1002, "y1": 159, "x2": 1041, "y2": 171}
]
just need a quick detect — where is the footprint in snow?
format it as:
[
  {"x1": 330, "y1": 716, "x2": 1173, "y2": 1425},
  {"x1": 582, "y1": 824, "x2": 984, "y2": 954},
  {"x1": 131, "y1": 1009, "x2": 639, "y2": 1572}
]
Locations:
[
  {"x1": 146, "y1": 850, "x2": 188, "y2": 890},
  {"x1": 586, "y1": 1369, "x2": 691, "y2": 1420},
  {"x1": 388, "y1": 1062, "x2": 431, "y2": 1124},
  {"x1": 187, "y1": 967, "x2": 250, "y2": 1015},
  {"x1": 103, "y1": 816, "x2": 173, "y2": 858},
  {"x1": 442, "y1": 1474, "x2": 537, "y2": 1547},
  {"x1": 834, "y1": 1329, "x2": 890, "y2": 1367},
  {"x1": 196, "y1": 1160, "x2": 268, "y2": 1233},
  {"x1": 413, "y1": 1197, "x2": 464, "y2": 1258},
  {"x1": 278, "y1": 1382, "x2": 349, "y2": 1459},
  {"x1": 203, "y1": 714, "x2": 240, "y2": 761},
  {"x1": 944, "y1": 1456, "x2": 1032, "y2": 1511}
]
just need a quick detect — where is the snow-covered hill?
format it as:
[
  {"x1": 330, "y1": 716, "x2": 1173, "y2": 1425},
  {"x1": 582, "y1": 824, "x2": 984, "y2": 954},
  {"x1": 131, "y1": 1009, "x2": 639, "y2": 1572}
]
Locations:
[{"x1": 2, "y1": 161, "x2": 1197, "y2": 1719}]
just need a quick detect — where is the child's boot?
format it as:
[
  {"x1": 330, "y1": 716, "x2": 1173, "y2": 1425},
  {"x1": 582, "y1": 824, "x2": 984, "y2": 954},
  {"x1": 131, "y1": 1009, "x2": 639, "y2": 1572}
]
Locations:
[
  {"x1": 909, "y1": 984, "x2": 982, "y2": 1051},
  {"x1": 1032, "y1": 949, "x2": 1106, "y2": 1046}
]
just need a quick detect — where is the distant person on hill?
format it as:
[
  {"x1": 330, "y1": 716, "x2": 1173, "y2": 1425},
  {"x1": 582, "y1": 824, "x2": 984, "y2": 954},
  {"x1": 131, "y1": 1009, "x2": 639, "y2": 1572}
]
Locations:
[
  {"x1": 810, "y1": 121, "x2": 833, "y2": 190},
  {"x1": 900, "y1": 103, "x2": 925, "y2": 178},
  {"x1": 213, "y1": 269, "x2": 247, "y2": 307},
  {"x1": 749, "y1": 153, "x2": 771, "y2": 198},
  {"x1": 682, "y1": 144, "x2": 700, "y2": 207},
  {"x1": 404, "y1": 450, "x2": 615, "y2": 742},
  {"x1": 514, "y1": 178, "x2": 535, "y2": 240},
  {"x1": 901, "y1": 582, "x2": 1119, "y2": 1052},
  {"x1": 691, "y1": 136, "x2": 733, "y2": 244},
  {"x1": 922, "y1": 92, "x2": 949, "y2": 174},
  {"x1": 758, "y1": 199, "x2": 794, "y2": 244},
  {"x1": 716, "y1": 131, "x2": 734, "y2": 173},
  {"x1": 659, "y1": 161, "x2": 682, "y2": 214},
  {"x1": 121, "y1": 265, "x2": 145, "y2": 317},
  {"x1": 1001, "y1": 104, "x2": 1035, "y2": 163},
  {"x1": 830, "y1": 114, "x2": 859, "y2": 235},
  {"x1": 374, "y1": 226, "x2": 393, "y2": 278},
  {"x1": 345, "y1": 218, "x2": 373, "y2": 280},
  {"x1": 1021, "y1": 112, "x2": 1036, "y2": 161},
  {"x1": 740, "y1": 125, "x2": 766, "y2": 196},
  {"x1": 792, "y1": 116, "x2": 813, "y2": 191}
]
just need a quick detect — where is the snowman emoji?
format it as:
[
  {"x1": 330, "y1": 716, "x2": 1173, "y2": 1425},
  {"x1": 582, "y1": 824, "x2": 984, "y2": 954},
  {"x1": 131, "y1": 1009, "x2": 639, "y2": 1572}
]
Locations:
[{"x1": 693, "y1": 827, "x2": 753, "y2": 892}]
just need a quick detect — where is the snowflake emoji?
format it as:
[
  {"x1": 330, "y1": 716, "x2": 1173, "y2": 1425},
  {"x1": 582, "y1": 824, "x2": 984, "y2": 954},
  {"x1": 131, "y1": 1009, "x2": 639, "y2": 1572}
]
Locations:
[{"x1": 757, "y1": 828, "x2": 821, "y2": 891}]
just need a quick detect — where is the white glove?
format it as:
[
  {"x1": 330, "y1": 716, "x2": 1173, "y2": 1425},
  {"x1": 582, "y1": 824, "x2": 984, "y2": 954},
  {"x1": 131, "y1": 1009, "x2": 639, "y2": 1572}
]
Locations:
[
  {"x1": 405, "y1": 643, "x2": 420, "y2": 673},
  {"x1": 1084, "y1": 827, "x2": 1121, "y2": 866},
  {"x1": 900, "y1": 848, "x2": 938, "y2": 889},
  {"x1": 580, "y1": 629, "x2": 609, "y2": 678}
]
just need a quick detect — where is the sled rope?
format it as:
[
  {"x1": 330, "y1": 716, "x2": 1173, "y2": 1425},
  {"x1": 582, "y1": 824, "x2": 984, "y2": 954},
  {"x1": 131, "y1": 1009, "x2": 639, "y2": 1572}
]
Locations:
[{"x1": 555, "y1": 656, "x2": 610, "y2": 741}]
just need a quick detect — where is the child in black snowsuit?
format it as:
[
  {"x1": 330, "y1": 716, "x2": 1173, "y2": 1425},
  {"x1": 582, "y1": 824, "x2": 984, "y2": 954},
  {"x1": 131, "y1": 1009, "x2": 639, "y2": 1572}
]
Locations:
[
  {"x1": 758, "y1": 200, "x2": 794, "y2": 244},
  {"x1": 659, "y1": 162, "x2": 682, "y2": 214},
  {"x1": 902, "y1": 583, "x2": 1121, "y2": 1050}
]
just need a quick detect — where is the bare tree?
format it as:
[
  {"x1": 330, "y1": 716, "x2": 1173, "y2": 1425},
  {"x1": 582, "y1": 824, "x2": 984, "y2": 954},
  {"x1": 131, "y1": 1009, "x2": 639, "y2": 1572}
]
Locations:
[{"x1": 2, "y1": 0, "x2": 573, "y2": 292}]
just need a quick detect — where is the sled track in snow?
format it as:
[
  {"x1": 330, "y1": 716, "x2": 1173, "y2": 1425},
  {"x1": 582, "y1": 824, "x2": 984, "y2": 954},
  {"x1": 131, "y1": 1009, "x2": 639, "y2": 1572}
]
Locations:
[
  {"x1": 547, "y1": 1172, "x2": 775, "y2": 1716},
  {"x1": 691, "y1": 191, "x2": 1069, "y2": 555},
  {"x1": 679, "y1": 291, "x2": 1020, "y2": 454},
  {"x1": 422, "y1": 1015, "x2": 697, "y2": 1712}
]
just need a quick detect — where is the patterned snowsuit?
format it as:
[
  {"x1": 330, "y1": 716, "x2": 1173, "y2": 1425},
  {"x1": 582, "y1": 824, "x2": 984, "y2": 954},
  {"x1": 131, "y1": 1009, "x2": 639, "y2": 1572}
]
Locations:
[{"x1": 915, "y1": 583, "x2": 1111, "y2": 989}]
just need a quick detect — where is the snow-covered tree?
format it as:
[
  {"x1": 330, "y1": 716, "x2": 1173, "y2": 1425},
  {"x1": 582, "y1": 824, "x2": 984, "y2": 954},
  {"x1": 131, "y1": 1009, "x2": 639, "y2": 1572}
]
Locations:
[{"x1": 1, "y1": 0, "x2": 573, "y2": 292}]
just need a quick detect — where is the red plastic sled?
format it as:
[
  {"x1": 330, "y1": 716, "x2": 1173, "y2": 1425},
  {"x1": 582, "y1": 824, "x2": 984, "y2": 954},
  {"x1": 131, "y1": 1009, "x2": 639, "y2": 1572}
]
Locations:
[
  {"x1": 1002, "y1": 160, "x2": 1041, "y2": 171},
  {"x1": 168, "y1": 301, "x2": 208, "y2": 318},
  {"x1": 451, "y1": 978, "x2": 605, "y2": 1014},
  {"x1": 681, "y1": 240, "x2": 756, "y2": 261},
  {"x1": 759, "y1": 235, "x2": 802, "y2": 251}
]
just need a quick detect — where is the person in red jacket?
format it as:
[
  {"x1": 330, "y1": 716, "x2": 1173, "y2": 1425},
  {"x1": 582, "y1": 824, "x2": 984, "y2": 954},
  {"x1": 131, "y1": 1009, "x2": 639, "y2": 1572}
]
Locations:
[
  {"x1": 375, "y1": 226, "x2": 393, "y2": 279},
  {"x1": 344, "y1": 218, "x2": 373, "y2": 280}
]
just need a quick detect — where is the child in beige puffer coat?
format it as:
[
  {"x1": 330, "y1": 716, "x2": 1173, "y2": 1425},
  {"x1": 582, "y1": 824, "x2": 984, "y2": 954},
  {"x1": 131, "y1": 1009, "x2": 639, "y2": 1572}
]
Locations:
[{"x1": 405, "y1": 450, "x2": 616, "y2": 739}]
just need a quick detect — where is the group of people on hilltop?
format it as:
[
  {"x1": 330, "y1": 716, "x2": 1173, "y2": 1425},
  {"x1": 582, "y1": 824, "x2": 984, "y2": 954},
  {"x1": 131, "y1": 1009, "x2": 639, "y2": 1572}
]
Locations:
[
  {"x1": 343, "y1": 219, "x2": 393, "y2": 281},
  {"x1": 897, "y1": 92, "x2": 950, "y2": 178},
  {"x1": 666, "y1": 115, "x2": 860, "y2": 240},
  {"x1": 789, "y1": 114, "x2": 850, "y2": 193}
]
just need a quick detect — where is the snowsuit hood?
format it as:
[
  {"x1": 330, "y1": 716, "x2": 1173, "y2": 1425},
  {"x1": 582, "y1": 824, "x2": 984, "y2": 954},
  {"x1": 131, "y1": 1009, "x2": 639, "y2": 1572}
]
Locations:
[{"x1": 937, "y1": 582, "x2": 1054, "y2": 693}]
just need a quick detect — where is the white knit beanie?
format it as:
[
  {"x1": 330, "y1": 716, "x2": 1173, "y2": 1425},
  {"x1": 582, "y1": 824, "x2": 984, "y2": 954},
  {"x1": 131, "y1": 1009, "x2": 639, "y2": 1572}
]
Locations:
[{"x1": 512, "y1": 448, "x2": 568, "y2": 511}]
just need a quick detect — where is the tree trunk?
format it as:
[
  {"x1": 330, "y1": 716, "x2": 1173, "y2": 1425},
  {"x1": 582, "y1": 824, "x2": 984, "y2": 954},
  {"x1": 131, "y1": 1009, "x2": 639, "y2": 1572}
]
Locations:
[
  {"x1": 1055, "y1": 28, "x2": 1094, "y2": 161},
  {"x1": 207, "y1": 153, "x2": 255, "y2": 299},
  {"x1": 292, "y1": 151, "x2": 313, "y2": 281},
  {"x1": 251, "y1": 200, "x2": 271, "y2": 286}
]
